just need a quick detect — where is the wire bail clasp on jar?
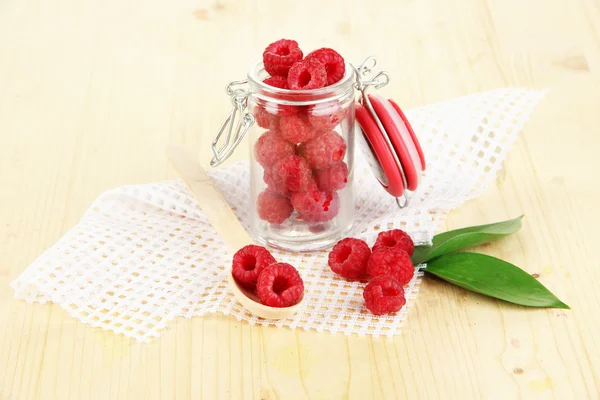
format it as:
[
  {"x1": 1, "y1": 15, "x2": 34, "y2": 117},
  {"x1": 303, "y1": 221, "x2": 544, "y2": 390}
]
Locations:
[
  {"x1": 210, "y1": 80, "x2": 255, "y2": 167},
  {"x1": 351, "y1": 57, "x2": 410, "y2": 208}
]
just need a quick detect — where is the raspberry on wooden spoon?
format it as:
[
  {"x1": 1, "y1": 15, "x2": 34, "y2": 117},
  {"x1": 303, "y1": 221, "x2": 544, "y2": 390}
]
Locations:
[
  {"x1": 232, "y1": 245, "x2": 276, "y2": 289},
  {"x1": 257, "y1": 263, "x2": 304, "y2": 307}
]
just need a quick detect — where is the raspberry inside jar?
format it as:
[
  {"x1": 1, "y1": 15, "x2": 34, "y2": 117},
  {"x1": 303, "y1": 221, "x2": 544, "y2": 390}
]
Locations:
[{"x1": 247, "y1": 59, "x2": 356, "y2": 251}]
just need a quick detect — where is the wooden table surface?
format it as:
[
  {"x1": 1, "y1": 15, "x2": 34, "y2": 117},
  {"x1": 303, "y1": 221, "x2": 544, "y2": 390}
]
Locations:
[{"x1": 1, "y1": 0, "x2": 600, "y2": 398}]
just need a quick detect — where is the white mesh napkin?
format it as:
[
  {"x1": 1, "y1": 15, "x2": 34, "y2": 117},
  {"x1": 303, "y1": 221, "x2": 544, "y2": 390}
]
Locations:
[{"x1": 11, "y1": 88, "x2": 546, "y2": 342}]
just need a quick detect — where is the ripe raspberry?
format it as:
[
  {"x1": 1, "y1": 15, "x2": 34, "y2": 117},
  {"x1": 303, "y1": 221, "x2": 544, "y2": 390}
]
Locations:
[
  {"x1": 298, "y1": 130, "x2": 347, "y2": 169},
  {"x1": 263, "y1": 76, "x2": 289, "y2": 89},
  {"x1": 372, "y1": 229, "x2": 415, "y2": 256},
  {"x1": 363, "y1": 275, "x2": 406, "y2": 315},
  {"x1": 232, "y1": 245, "x2": 276, "y2": 289},
  {"x1": 328, "y1": 238, "x2": 371, "y2": 280},
  {"x1": 271, "y1": 156, "x2": 313, "y2": 193},
  {"x1": 305, "y1": 48, "x2": 346, "y2": 86},
  {"x1": 257, "y1": 263, "x2": 304, "y2": 307},
  {"x1": 254, "y1": 106, "x2": 279, "y2": 130},
  {"x1": 254, "y1": 130, "x2": 295, "y2": 168},
  {"x1": 367, "y1": 248, "x2": 414, "y2": 285},
  {"x1": 257, "y1": 189, "x2": 293, "y2": 224},
  {"x1": 314, "y1": 162, "x2": 349, "y2": 192},
  {"x1": 287, "y1": 59, "x2": 328, "y2": 90},
  {"x1": 308, "y1": 102, "x2": 348, "y2": 131},
  {"x1": 263, "y1": 167, "x2": 289, "y2": 196},
  {"x1": 279, "y1": 114, "x2": 317, "y2": 144},
  {"x1": 291, "y1": 188, "x2": 340, "y2": 222},
  {"x1": 263, "y1": 39, "x2": 303, "y2": 77}
]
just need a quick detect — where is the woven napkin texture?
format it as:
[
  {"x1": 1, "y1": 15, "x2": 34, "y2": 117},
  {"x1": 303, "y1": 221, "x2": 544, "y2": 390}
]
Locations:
[{"x1": 11, "y1": 88, "x2": 546, "y2": 342}]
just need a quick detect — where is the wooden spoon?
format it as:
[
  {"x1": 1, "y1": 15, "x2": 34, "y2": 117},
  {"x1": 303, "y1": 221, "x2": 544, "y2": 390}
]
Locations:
[
  {"x1": 227, "y1": 273, "x2": 304, "y2": 320},
  {"x1": 167, "y1": 145, "x2": 304, "y2": 319}
]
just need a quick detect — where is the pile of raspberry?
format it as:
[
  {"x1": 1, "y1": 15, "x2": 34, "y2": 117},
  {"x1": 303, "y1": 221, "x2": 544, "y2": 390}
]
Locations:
[
  {"x1": 327, "y1": 229, "x2": 415, "y2": 315},
  {"x1": 229, "y1": 229, "x2": 414, "y2": 315},
  {"x1": 254, "y1": 39, "x2": 349, "y2": 226},
  {"x1": 231, "y1": 245, "x2": 304, "y2": 308}
]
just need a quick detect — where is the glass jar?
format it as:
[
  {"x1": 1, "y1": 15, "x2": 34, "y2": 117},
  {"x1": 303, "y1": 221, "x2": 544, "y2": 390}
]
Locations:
[
  {"x1": 246, "y1": 61, "x2": 356, "y2": 251},
  {"x1": 211, "y1": 57, "x2": 418, "y2": 252}
]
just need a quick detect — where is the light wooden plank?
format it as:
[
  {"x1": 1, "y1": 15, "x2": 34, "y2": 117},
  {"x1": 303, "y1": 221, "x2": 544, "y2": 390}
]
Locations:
[{"x1": 1, "y1": 0, "x2": 600, "y2": 398}]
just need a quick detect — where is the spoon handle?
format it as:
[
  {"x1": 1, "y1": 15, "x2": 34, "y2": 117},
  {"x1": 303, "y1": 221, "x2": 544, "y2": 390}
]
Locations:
[{"x1": 167, "y1": 145, "x2": 253, "y2": 253}]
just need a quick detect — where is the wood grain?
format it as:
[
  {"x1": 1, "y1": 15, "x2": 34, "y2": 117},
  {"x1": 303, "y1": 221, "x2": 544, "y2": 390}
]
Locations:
[{"x1": 1, "y1": 0, "x2": 600, "y2": 398}]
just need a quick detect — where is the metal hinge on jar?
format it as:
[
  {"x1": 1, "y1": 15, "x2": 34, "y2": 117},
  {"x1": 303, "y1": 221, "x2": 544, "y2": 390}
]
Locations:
[{"x1": 210, "y1": 80, "x2": 255, "y2": 167}]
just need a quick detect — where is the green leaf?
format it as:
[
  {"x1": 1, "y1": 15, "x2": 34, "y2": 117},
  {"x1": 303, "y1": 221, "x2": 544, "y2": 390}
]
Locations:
[
  {"x1": 412, "y1": 215, "x2": 524, "y2": 265},
  {"x1": 426, "y1": 252, "x2": 569, "y2": 309}
]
